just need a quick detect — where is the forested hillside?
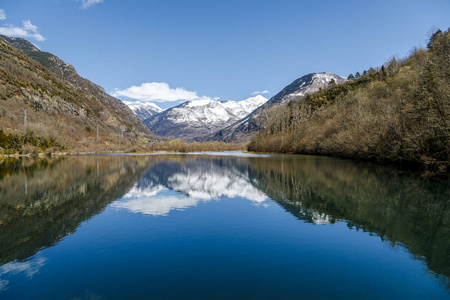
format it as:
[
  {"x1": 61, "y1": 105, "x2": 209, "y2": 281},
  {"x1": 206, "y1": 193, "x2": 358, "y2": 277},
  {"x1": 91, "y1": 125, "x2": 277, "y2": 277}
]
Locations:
[{"x1": 248, "y1": 29, "x2": 450, "y2": 173}]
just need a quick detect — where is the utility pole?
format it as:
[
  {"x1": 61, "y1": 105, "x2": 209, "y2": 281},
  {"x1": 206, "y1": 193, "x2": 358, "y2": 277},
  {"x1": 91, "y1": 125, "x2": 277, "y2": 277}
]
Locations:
[
  {"x1": 24, "y1": 109, "x2": 27, "y2": 129},
  {"x1": 96, "y1": 125, "x2": 99, "y2": 142}
]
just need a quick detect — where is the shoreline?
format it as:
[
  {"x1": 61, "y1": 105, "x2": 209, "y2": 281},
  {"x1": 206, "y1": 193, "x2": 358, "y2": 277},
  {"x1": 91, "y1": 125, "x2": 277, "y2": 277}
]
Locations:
[{"x1": 2, "y1": 149, "x2": 448, "y2": 178}]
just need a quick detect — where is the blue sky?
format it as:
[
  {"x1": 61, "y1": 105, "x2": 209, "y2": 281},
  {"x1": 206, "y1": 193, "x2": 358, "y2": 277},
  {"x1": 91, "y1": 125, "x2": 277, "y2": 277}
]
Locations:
[{"x1": 1, "y1": 0, "x2": 449, "y2": 108}]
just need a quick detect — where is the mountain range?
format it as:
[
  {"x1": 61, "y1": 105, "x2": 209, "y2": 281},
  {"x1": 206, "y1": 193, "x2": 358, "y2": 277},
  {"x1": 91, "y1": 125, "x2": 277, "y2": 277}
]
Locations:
[
  {"x1": 1, "y1": 33, "x2": 347, "y2": 148},
  {"x1": 142, "y1": 95, "x2": 268, "y2": 140},
  {"x1": 122, "y1": 73, "x2": 346, "y2": 142}
]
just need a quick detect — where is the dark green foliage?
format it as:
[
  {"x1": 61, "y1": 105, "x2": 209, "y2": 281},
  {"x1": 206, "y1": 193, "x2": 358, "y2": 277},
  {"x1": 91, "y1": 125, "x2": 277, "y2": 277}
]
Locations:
[
  {"x1": 0, "y1": 129, "x2": 61, "y2": 153},
  {"x1": 427, "y1": 29, "x2": 443, "y2": 50},
  {"x1": 380, "y1": 65, "x2": 387, "y2": 79}
]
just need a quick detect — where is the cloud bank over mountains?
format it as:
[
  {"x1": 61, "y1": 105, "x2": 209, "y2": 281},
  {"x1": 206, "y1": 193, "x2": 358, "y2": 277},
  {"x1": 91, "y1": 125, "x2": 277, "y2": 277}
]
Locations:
[{"x1": 111, "y1": 82, "x2": 219, "y2": 103}]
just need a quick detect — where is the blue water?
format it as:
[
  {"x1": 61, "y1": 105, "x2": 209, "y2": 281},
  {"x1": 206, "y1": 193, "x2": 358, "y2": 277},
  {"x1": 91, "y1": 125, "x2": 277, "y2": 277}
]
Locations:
[{"x1": 0, "y1": 153, "x2": 448, "y2": 299}]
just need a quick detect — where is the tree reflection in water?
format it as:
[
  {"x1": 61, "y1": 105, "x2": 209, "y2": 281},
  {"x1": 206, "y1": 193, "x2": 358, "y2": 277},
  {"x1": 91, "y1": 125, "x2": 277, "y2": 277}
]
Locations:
[{"x1": 0, "y1": 154, "x2": 448, "y2": 289}]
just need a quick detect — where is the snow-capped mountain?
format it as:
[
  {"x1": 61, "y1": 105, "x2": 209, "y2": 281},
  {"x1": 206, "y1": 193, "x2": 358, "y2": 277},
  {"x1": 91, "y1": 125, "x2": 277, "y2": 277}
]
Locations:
[
  {"x1": 143, "y1": 95, "x2": 268, "y2": 140},
  {"x1": 122, "y1": 100, "x2": 164, "y2": 120},
  {"x1": 264, "y1": 72, "x2": 347, "y2": 105},
  {"x1": 207, "y1": 72, "x2": 347, "y2": 142}
]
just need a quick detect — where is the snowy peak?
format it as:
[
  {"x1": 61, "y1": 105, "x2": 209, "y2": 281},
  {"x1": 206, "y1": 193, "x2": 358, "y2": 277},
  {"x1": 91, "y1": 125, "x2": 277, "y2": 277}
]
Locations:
[
  {"x1": 270, "y1": 72, "x2": 347, "y2": 105},
  {"x1": 222, "y1": 95, "x2": 268, "y2": 118},
  {"x1": 122, "y1": 100, "x2": 164, "y2": 120},
  {"x1": 144, "y1": 96, "x2": 268, "y2": 140},
  {"x1": 221, "y1": 95, "x2": 268, "y2": 119}
]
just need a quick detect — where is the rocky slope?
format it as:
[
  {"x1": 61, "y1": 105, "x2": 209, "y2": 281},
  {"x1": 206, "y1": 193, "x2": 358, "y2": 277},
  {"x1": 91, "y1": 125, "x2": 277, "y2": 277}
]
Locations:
[
  {"x1": 144, "y1": 95, "x2": 268, "y2": 140},
  {"x1": 207, "y1": 72, "x2": 347, "y2": 143},
  {"x1": 0, "y1": 35, "x2": 155, "y2": 150}
]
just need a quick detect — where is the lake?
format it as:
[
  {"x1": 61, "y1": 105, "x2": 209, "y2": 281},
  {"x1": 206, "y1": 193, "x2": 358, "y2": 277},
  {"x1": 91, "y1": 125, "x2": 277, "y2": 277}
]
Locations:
[{"x1": 0, "y1": 153, "x2": 449, "y2": 299}]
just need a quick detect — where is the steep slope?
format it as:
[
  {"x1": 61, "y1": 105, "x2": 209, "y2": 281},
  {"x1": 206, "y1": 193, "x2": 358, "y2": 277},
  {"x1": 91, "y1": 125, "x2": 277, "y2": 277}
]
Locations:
[
  {"x1": 122, "y1": 100, "x2": 164, "y2": 120},
  {"x1": 0, "y1": 35, "x2": 155, "y2": 151},
  {"x1": 144, "y1": 95, "x2": 267, "y2": 140},
  {"x1": 208, "y1": 72, "x2": 347, "y2": 143}
]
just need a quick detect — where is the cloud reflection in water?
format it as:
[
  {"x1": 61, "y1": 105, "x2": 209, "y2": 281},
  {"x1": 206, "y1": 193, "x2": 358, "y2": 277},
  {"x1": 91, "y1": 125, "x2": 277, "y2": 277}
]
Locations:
[{"x1": 0, "y1": 257, "x2": 47, "y2": 291}]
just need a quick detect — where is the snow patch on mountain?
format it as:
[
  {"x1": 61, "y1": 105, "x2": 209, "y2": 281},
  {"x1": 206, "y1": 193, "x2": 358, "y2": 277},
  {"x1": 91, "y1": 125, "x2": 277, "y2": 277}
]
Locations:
[
  {"x1": 122, "y1": 100, "x2": 164, "y2": 120},
  {"x1": 144, "y1": 95, "x2": 268, "y2": 140},
  {"x1": 278, "y1": 72, "x2": 347, "y2": 103}
]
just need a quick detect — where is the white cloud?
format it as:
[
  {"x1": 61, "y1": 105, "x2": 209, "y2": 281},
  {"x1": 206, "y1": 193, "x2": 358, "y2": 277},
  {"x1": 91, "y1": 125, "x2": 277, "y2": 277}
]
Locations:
[
  {"x1": 111, "y1": 82, "x2": 215, "y2": 103},
  {"x1": 23, "y1": 20, "x2": 38, "y2": 32},
  {"x1": 0, "y1": 20, "x2": 46, "y2": 41},
  {"x1": 0, "y1": 9, "x2": 6, "y2": 21},
  {"x1": 77, "y1": 0, "x2": 104, "y2": 9},
  {"x1": 251, "y1": 90, "x2": 270, "y2": 95}
]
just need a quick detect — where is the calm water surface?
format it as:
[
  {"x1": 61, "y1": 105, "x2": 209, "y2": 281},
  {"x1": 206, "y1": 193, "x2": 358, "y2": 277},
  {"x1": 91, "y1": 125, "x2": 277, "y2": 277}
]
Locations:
[{"x1": 0, "y1": 153, "x2": 449, "y2": 299}]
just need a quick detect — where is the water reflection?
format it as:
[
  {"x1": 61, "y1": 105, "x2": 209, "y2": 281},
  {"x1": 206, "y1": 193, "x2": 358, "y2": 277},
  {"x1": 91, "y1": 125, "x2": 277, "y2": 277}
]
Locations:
[
  {"x1": 112, "y1": 158, "x2": 269, "y2": 216},
  {"x1": 0, "y1": 153, "x2": 448, "y2": 292},
  {"x1": 0, "y1": 257, "x2": 47, "y2": 291},
  {"x1": 0, "y1": 156, "x2": 154, "y2": 265},
  {"x1": 247, "y1": 155, "x2": 450, "y2": 286}
]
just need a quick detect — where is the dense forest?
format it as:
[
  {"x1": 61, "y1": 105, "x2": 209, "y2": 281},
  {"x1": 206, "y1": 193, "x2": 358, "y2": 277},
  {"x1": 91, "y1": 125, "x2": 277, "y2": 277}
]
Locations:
[{"x1": 248, "y1": 29, "x2": 450, "y2": 174}]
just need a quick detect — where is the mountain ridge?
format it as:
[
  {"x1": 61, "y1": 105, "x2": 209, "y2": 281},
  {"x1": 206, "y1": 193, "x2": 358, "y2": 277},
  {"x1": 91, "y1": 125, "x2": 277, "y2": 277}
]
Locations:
[{"x1": 143, "y1": 95, "x2": 268, "y2": 140}]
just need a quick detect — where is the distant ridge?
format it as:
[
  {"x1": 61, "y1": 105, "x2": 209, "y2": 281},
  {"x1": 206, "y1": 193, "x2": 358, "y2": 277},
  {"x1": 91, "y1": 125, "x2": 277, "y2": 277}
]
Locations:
[{"x1": 143, "y1": 95, "x2": 268, "y2": 140}]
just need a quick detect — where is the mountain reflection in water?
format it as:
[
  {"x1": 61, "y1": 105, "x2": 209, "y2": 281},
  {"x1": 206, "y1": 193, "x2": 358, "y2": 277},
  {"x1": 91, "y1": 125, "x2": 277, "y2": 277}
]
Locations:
[
  {"x1": 0, "y1": 153, "x2": 448, "y2": 295},
  {"x1": 112, "y1": 158, "x2": 269, "y2": 216}
]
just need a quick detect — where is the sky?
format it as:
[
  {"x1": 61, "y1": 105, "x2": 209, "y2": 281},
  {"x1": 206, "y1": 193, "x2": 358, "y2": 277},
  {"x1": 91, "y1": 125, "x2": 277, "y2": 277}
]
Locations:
[{"x1": 1, "y1": 0, "x2": 449, "y2": 109}]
